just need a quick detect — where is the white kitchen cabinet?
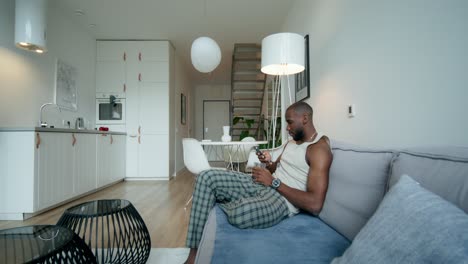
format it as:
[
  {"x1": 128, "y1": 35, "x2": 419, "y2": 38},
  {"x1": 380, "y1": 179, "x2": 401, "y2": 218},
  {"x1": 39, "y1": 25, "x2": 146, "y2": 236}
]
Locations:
[
  {"x1": 97, "y1": 134, "x2": 113, "y2": 187},
  {"x1": 74, "y1": 133, "x2": 97, "y2": 195},
  {"x1": 110, "y1": 134, "x2": 126, "y2": 182},
  {"x1": 138, "y1": 134, "x2": 169, "y2": 178},
  {"x1": 36, "y1": 133, "x2": 74, "y2": 210},
  {"x1": 96, "y1": 41, "x2": 127, "y2": 94},
  {"x1": 139, "y1": 82, "x2": 169, "y2": 134},
  {"x1": 0, "y1": 130, "x2": 125, "y2": 220},
  {"x1": 97, "y1": 40, "x2": 175, "y2": 180},
  {"x1": 97, "y1": 133, "x2": 126, "y2": 187}
]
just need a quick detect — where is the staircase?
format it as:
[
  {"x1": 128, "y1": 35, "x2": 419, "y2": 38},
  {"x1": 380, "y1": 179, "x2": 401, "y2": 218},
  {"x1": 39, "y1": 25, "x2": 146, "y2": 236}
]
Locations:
[
  {"x1": 230, "y1": 44, "x2": 265, "y2": 141},
  {"x1": 230, "y1": 44, "x2": 282, "y2": 143}
]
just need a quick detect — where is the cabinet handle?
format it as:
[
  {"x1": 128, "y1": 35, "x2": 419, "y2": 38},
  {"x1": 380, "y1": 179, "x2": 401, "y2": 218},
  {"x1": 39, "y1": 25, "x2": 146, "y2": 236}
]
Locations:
[
  {"x1": 138, "y1": 73, "x2": 141, "y2": 81},
  {"x1": 123, "y1": 52, "x2": 126, "y2": 61},
  {"x1": 138, "y1": 126, "x2": 141, "y2": 134},
  {"x1": 72, "y1": 133, "x2": 77, "y2": 146},
  {"x1": 36, "y1": 132, "x2": 41, "y2": 149},
  {"x1": 138, "y1": 135, "x2": 141, "y2": 144},
  {"x1": 129, "y1": 134, "x2": 137, "y2": 138},
  {"x1": 139, "y1": 52, "x2": 142, "y2": 61},
  {"x1": 101, "y1": 133, "x2": 108, "y2": 137},
  {"x1": 123, "y1": 83, "x2": 126, "y2": 92},
  {"x1": 110, "y1": 135, "x2": 114, "y2": 144}
]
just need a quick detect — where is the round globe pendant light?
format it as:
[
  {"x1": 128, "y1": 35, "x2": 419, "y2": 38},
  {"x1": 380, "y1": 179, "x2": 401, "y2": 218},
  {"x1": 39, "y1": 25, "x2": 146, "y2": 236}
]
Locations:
[{"x1": 191, "y1": 37, "x2": 221, "y2": 73}]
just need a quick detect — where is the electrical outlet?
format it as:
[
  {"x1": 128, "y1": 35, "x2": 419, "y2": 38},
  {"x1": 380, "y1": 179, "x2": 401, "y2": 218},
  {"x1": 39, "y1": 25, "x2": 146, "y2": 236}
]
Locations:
[{"x1": 348, "y1": 104, "x2": 356, "y2": 118}]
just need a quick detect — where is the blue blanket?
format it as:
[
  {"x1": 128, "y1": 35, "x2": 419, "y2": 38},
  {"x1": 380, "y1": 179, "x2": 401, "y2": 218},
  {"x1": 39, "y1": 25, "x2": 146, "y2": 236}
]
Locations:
[{"x1": 211, "y1": 205, "x2": 350, "y2": 263}]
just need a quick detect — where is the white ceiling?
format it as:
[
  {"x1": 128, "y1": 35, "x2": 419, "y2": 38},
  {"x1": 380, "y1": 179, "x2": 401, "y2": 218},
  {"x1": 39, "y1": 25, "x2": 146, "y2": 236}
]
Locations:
[{"x1": 52, "y1": 0, "x2": 294, "y2": 85}]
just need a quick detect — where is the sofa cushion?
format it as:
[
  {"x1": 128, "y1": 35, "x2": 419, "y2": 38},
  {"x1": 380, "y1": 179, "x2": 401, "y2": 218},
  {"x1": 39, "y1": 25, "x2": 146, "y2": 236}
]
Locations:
[
  {"x1": 388, "y1": 146, "x2": 468, "y2": 213},
  {"x1": 210, "y1": 206, "x2": 350, "y2": 264},
  {"x1": 319, "y1": 140, "x2": 394, "y2": 240},
  {"x1": 332, "y1": 175, "x2": 468, "y2": 264}
]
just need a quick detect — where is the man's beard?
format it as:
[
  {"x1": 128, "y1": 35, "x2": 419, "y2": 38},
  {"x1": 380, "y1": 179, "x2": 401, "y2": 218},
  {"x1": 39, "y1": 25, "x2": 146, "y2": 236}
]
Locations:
[{"x1": 293, "y1": 129, "x2": 304, "y2": 141}]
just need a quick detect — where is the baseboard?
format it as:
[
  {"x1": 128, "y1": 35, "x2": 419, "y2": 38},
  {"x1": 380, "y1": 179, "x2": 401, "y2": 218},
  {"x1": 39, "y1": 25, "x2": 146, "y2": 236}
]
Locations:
[
  {"x1": 175, "y1": 167, "x2": 188, "y2": 176},
  {"x1": 124, "y1": 177, "x2": 169, "y2": 181}
]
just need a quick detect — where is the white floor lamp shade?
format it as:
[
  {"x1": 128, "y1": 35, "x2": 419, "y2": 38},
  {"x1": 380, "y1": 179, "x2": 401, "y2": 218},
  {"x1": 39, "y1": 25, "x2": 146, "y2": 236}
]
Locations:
[
  {"x1": 191, "y1": 37, "x2": 222, "y2": 73},
  {"x1": 261, "y1": 32, "x2": 304, "y2": 75},
  {"x1": 15, "y1": 0, "x2": 47, "y2": 53},
  {"x1": 260, "y1": 32, "x2": 306, "y2": 148}
]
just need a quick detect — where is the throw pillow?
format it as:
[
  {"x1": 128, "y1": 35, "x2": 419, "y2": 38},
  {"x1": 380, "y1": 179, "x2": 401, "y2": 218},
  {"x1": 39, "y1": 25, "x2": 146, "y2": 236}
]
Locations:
[
  {"x1": 388, "y1": 148, "x2": 468, "y2": 213},
  {"x1": 319, "y1": 141, "x2": 394, "y2": 240},
  {"x1": 332, "y1": 175, "x2": 468, "y2": 264}
]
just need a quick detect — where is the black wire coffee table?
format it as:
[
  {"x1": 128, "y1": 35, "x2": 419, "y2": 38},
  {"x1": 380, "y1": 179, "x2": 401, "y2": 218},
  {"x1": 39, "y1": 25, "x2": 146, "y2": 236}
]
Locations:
[
  {"x1": 0, "y1": 225, "x2": 96, "y2": 264},
  {"x1": 57, "y1": 199, "x2": 151, "y2": 264}
]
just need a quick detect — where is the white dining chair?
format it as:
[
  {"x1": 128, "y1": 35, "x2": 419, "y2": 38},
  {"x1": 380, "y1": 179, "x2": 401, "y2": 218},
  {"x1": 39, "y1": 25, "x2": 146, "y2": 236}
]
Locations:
[
  {"x1": 224, "y1": 136, "x2": 257, "y2": 172},
  {"x1": 182, "y1": 138, "x2": 225, "y2": 209}
]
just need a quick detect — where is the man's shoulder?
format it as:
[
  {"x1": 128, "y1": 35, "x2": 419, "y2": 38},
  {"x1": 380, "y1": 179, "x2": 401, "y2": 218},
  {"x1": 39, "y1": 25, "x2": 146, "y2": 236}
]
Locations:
[{"x1": 306, "y1": 137, "x2": 332, "y2": 156}]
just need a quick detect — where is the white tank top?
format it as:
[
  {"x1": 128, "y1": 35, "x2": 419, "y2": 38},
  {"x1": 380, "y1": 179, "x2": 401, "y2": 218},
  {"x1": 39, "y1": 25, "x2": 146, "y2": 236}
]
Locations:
[{"x1": 274, "y1": 132, "x2": 329, "y2": 216}]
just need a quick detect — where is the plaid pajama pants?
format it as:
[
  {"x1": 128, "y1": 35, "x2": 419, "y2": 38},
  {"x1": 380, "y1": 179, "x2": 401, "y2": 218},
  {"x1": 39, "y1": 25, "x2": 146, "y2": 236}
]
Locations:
[{"x1": 186, "y1": 169, "x2": 289, "y2": 248}]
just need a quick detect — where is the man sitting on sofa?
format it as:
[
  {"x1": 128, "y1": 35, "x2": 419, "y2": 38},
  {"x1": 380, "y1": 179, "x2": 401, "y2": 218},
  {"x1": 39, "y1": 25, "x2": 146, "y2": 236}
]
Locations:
[{"x1": 184, "y1": 102, "x2": 333, "y2": 264}]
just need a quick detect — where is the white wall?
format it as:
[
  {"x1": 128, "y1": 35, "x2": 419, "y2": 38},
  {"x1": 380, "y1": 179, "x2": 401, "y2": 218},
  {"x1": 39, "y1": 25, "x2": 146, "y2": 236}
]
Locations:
[
  {"x1": 193, "y1": 84, "x2": 231, "y2": 140},
  {"x1": 174, "y1": 51, "x2": 193, "y2": 174},
  {"x1": 282, "y1": 0, "x2": 468, "y2": 148},
  {"x1": 0, "y1": 0, "x2": 96, "y2": 128}
]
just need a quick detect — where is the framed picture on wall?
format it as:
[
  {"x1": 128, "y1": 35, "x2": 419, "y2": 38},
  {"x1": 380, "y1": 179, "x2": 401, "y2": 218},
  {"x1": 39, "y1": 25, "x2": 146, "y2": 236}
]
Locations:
[
  {"x1": 55, "y1": 59, "x2": 78, "y2": 111},
  {"x1": 295, "y1": 35, "x2": 310, "y2": 102},
  {"x1": 181, "y1": 93, "x2": 186, "y2": 125}
]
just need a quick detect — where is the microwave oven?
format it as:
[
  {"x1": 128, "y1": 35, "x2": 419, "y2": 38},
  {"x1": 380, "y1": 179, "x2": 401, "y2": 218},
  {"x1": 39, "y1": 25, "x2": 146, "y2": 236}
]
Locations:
[{"x1": 96, "y1": 94, "x2": 126, "y2": 124}]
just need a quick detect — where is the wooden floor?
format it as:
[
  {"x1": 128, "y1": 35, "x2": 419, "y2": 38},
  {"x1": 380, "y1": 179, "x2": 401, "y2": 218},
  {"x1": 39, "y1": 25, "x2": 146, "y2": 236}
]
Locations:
[{"x1": 0, "y1": 170, "x2": 195, "y2": 248}]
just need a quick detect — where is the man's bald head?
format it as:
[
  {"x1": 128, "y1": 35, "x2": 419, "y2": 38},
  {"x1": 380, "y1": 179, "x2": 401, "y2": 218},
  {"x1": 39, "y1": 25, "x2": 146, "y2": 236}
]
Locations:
[{"x1": 287, "y1": 102, "x2": 313, "y2": 118}]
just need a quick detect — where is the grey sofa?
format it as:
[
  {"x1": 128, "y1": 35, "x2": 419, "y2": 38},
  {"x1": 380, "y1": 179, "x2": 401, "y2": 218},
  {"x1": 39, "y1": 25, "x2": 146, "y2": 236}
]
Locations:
[{"x1": 195, "y1": 140, "x2": 468, "y2": 263}]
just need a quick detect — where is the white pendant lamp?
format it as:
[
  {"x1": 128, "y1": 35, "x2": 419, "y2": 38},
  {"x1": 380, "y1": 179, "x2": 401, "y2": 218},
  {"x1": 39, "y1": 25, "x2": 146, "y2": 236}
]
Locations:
[
  {"x1": 191, "y1": 37, "x2": 221, "y2": 73},
  {"x1": 15, "y1": 0, "x2": 47, "y2": 54},
  {"x1": 261, "y1": 32, "x2": 304, "y2": 75}
]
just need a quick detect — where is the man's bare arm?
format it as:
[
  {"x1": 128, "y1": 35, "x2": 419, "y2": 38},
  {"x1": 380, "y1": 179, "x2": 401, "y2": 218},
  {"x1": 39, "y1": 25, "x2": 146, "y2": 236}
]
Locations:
[{"x1": 275, "y1": 138, "x2": 332, "y2": 215}]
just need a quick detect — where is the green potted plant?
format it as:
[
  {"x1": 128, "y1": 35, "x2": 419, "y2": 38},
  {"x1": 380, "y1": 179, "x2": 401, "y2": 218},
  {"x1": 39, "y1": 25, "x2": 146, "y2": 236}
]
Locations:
[{"x1": 233, "y1": 116, "x2": 255, "y2": 140}]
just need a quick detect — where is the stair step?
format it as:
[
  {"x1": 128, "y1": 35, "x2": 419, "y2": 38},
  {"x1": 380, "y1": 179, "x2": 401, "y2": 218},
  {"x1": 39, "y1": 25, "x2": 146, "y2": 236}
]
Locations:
[
  {"x1": 233, "y1": 99, "x2": 262, "y2": 107},
  {"x1": 234, "y1": 43, "x2": 261, "y2": 52},
  {"x1": 232, "y1": 81, "x2": 265, "y2": 91},
  {"x1": 233, "y1": 108, "x2": 261, "y2": 116},
  {"x1": 234, "y1": 51, "x2": 261, "y2": 60},
  {"x1": 233, "y1": 91, "x2": 263, "y2": 100},
  {"x1": 233, "y1": 72, "x2": 265, "y2": 81},
  {"x1": 234, "y1": 60, "x2": 261, "y2": 71}
]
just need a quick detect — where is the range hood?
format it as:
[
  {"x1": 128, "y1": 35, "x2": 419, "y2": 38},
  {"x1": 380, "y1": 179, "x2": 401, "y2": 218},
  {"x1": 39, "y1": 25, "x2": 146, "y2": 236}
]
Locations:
[{"x1": 15, "y1": 0, "x2": 47, "y2": 54}]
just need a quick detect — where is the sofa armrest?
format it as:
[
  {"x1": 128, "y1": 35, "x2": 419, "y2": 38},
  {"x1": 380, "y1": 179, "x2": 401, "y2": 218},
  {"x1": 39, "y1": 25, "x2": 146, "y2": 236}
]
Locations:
[{"x1": 195, "y1": 207, "x2": 217, "y2": 264}]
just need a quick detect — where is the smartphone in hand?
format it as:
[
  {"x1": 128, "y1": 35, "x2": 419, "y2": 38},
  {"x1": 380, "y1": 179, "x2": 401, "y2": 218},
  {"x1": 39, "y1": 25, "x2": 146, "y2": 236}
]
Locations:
[{"x1": 254, "y1": 146, "x2": 263, "y2": 156}]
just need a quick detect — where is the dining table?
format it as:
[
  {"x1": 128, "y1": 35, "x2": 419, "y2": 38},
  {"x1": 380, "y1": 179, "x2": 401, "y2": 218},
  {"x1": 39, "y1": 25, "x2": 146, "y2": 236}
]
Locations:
[{"x1": 200, "y1": 140, "x2": 268, "y2": 171}]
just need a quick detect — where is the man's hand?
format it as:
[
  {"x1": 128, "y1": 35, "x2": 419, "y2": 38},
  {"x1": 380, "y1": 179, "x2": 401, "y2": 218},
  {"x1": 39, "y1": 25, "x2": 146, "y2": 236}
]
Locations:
[
  {"x1": 251, "y1": 167, "x2": 274, "y2": 186},
  {"x1": 257, "y1": 150, "x2": 272, "y2": 164}
]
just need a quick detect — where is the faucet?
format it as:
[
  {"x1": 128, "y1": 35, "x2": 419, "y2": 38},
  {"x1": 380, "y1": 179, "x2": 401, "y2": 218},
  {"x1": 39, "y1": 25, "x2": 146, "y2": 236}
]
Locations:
[{"x1": 39, "y1": 103, "x2": 61, "y2": 127}]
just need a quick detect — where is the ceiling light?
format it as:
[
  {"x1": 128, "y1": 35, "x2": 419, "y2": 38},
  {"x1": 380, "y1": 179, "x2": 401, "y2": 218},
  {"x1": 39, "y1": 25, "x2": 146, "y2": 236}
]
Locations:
[
  {"x1": 15, "y1": 0, "x2": 47, "y2": 53},
  {"x1": 191, "y1": 37, "x2": 222, "y2": 73},
  {"x1": 74, "y1": 9, "x2": 84, "y2": 16}
]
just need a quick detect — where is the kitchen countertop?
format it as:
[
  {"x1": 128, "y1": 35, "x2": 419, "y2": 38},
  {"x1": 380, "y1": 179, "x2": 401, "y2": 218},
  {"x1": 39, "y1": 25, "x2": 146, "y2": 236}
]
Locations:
[{"x1": 0, "y1": 127, "x2": 126, "y2": 135}]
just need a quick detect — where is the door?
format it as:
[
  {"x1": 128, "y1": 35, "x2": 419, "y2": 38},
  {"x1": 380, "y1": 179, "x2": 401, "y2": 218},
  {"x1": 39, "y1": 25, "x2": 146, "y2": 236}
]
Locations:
[
  {"x1": 203, "y1": 100, "x2": 231, "y2": 161},
  {"x1": 203, "y1": 100, "x2": 231, "y2": 141}
]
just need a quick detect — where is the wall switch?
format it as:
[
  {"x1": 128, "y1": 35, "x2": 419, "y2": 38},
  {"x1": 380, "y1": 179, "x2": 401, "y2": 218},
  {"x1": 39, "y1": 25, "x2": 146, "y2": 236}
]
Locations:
[{"x1": 348, "y1": 104, "x2": 356, "y2": 118}]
